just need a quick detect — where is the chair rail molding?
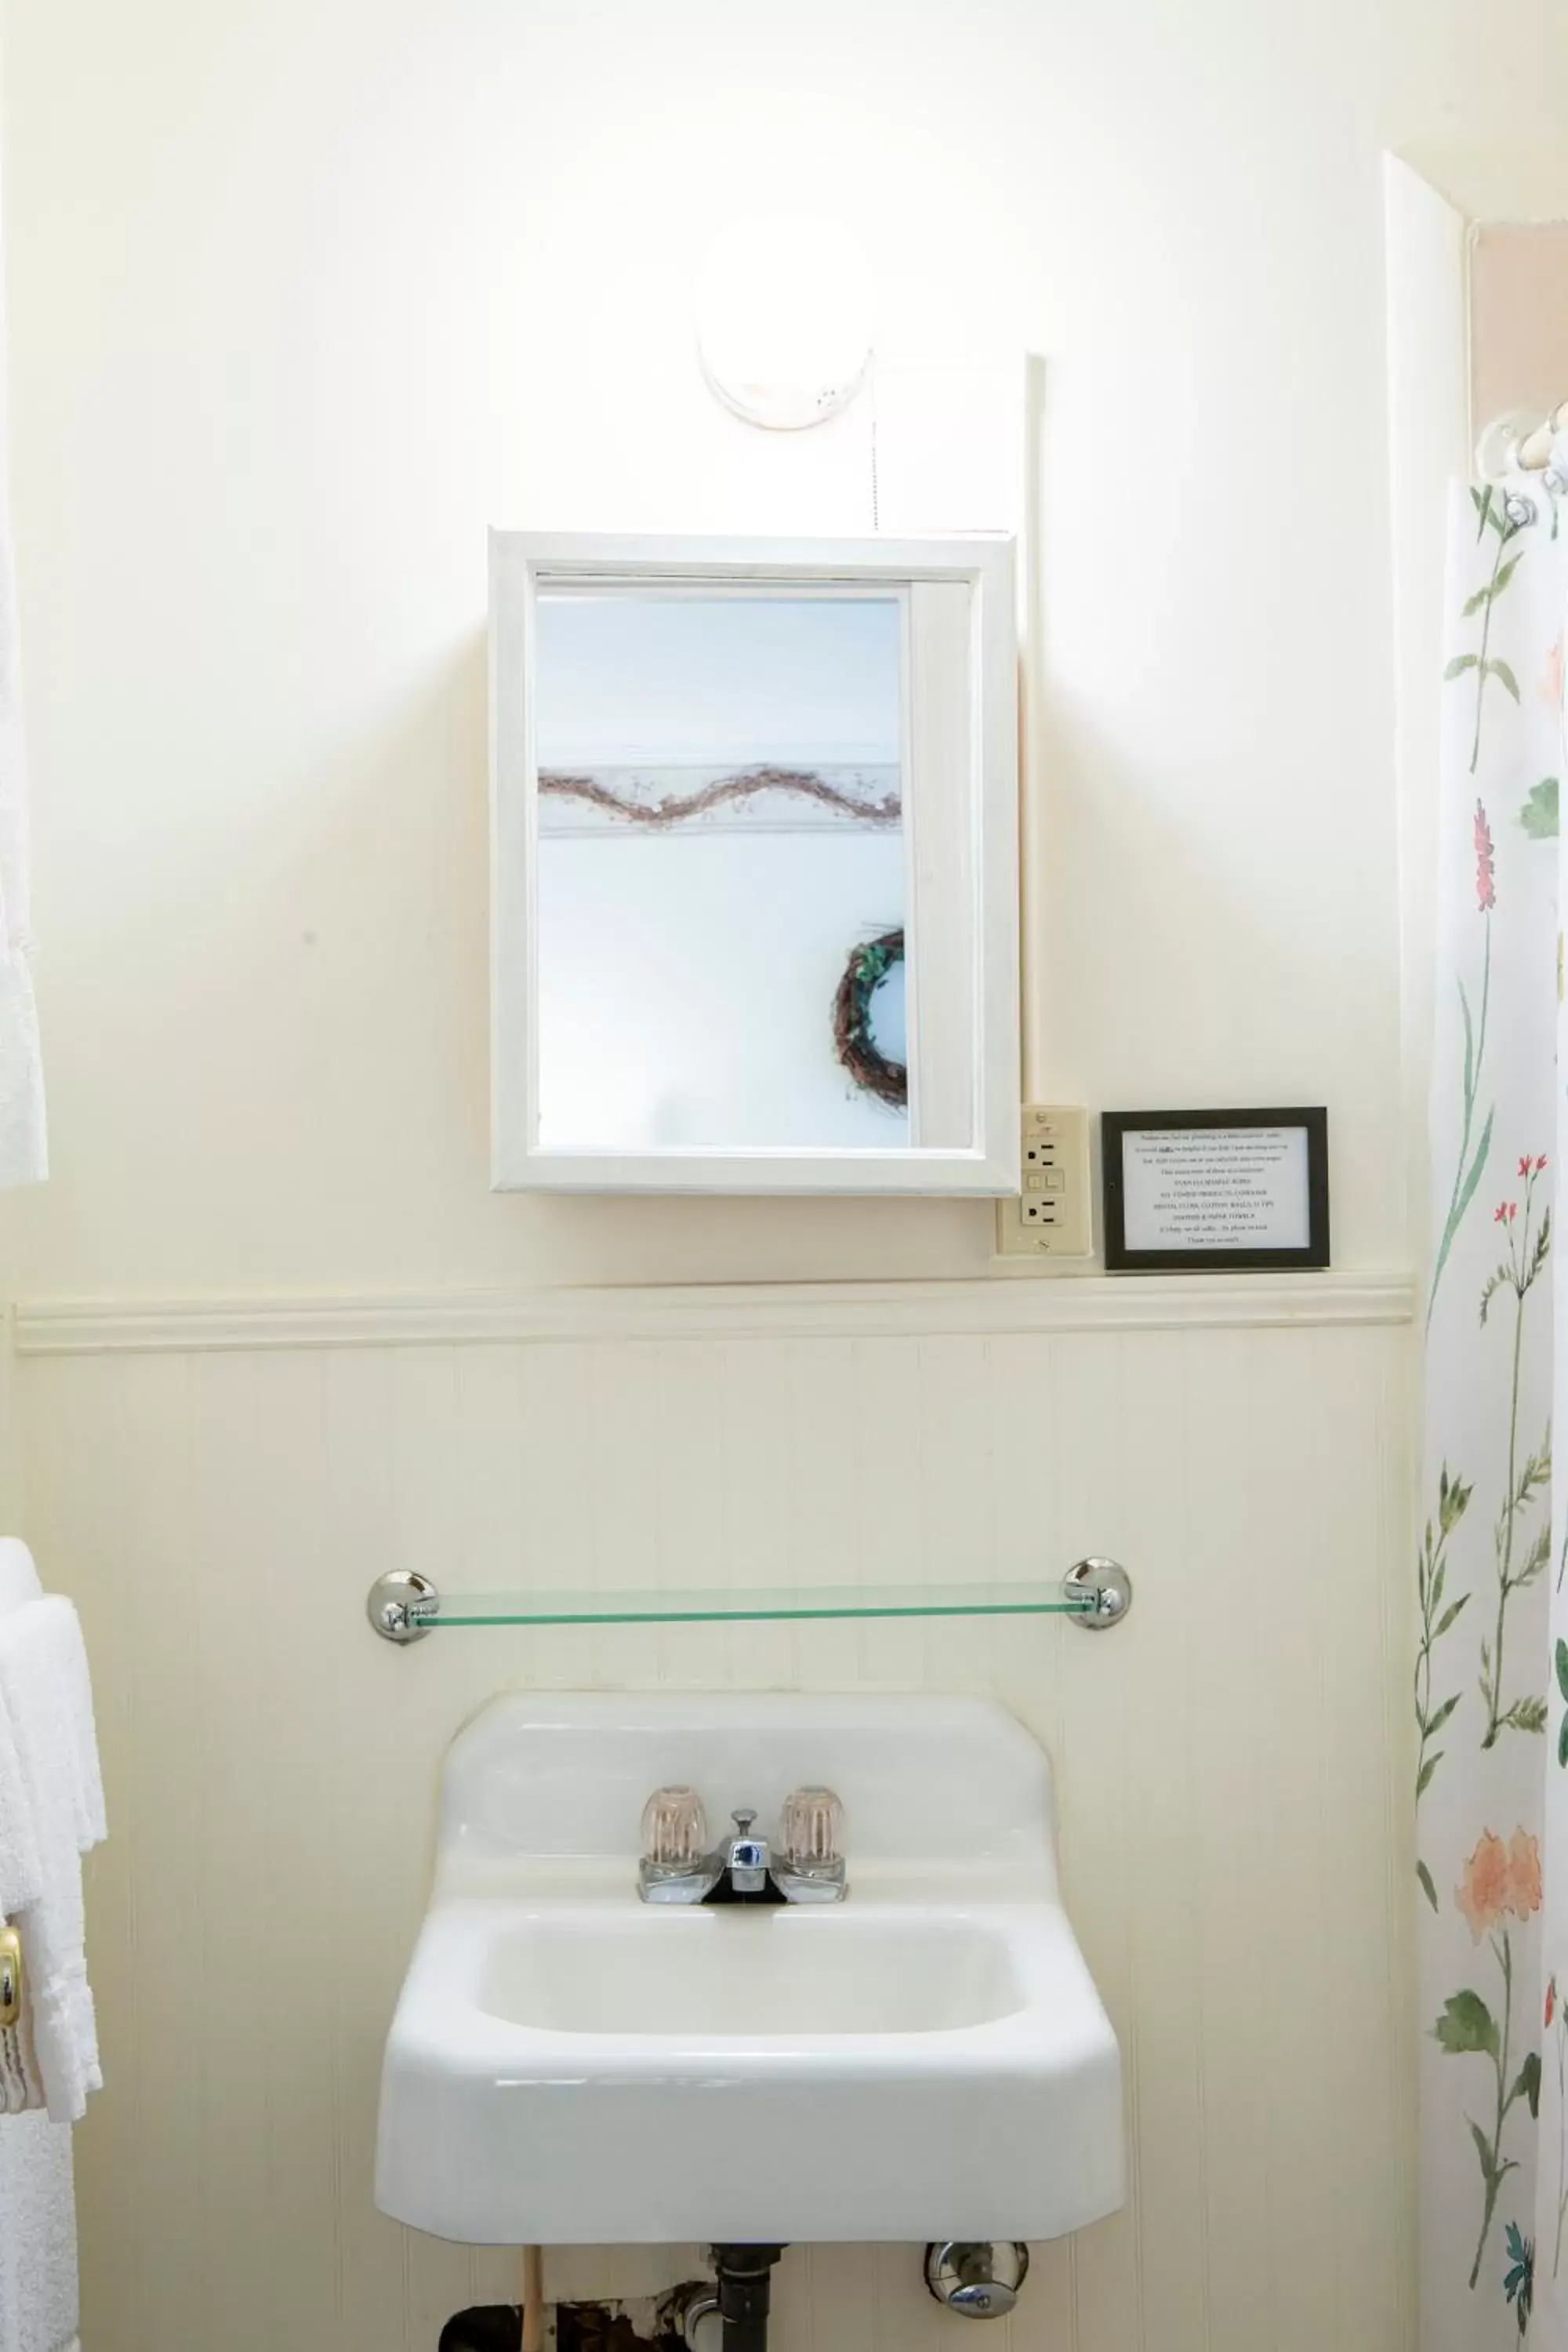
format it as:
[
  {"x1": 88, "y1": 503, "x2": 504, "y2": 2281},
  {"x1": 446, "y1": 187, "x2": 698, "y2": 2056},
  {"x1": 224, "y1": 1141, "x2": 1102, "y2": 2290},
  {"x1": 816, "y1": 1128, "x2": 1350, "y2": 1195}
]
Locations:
[{"x1": 11, "y1": 1269, "x2": 1415, "y2": 1355}]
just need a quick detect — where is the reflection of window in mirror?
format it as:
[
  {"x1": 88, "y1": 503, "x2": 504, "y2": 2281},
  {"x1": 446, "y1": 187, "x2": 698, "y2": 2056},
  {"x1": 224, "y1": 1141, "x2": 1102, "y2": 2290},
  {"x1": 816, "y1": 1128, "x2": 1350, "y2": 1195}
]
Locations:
[
  {"x1": 535, "y1": 590, "x2": 909, "y2": 1152},
  {"x1": 491, "y1": 534, "x2": 1018, "y2": 1196}
]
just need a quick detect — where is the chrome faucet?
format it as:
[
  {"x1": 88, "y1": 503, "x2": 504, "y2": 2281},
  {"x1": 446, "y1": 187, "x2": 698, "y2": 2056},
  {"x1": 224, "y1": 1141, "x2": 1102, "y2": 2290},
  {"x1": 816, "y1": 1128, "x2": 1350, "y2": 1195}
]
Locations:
[
  {"x1": 723, "y1": 1808, "x2": 771, "y2": 1896},
  {"x1": 637, "y1": 1786, "x2": 848, "y2": 1905}
]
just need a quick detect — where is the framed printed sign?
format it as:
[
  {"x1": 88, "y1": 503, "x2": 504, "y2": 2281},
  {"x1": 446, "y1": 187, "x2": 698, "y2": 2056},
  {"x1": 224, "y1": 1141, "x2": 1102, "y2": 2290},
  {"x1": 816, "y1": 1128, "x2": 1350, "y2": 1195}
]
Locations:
[{"x1": 1100, "y1": 1108, "x2": 1330, "y2": 1273}]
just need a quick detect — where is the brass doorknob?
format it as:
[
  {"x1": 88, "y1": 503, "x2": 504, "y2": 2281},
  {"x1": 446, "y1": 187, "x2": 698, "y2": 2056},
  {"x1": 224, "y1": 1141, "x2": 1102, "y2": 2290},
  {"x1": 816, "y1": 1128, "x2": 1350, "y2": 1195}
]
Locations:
[{"x1": 0, "y1": 1925, "x2": 22, "y2": 2031}]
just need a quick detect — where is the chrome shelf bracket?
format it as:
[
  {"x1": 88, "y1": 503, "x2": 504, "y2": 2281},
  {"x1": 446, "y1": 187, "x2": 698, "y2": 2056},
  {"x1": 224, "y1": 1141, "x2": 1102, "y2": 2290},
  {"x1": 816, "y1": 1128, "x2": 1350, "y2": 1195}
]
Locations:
[
  {"x1": 366, "y1": 1570, "x2": 441, "y2": 1643},
  {"x1": 1063, "y1": 1555, "x2": 1134, "y2": 1631}
]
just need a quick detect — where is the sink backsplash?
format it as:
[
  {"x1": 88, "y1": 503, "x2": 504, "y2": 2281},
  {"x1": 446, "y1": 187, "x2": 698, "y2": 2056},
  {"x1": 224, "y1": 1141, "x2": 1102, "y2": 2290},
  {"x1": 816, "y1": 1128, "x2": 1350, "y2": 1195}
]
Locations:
[{"x1": 441, "y1": 1691, "x2": 1057, "y2": 1871}]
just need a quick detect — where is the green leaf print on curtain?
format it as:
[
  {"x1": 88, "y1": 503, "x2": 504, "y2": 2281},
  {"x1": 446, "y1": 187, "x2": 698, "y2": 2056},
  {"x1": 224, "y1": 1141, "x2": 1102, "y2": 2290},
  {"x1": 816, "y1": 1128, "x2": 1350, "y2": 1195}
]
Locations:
[{"x1": 1450, "y1": 487, "x2": 1530, "y2": 776}]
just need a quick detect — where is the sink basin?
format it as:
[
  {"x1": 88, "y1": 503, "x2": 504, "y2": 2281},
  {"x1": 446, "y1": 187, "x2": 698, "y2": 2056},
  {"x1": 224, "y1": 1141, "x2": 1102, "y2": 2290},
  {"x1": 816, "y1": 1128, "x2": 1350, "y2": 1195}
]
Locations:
[
  {"x1": 477, "y1": 1911, "x2": 1025, "y2": 2036},
  {"x1": 375, "y1": 1693, "x2": 1123, "y2": 2245}
]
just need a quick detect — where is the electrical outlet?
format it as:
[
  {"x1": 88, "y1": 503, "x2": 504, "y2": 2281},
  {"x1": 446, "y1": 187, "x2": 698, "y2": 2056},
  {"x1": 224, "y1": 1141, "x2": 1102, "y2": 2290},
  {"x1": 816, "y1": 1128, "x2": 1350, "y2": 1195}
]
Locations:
[{"x1": 994, "y1": 1105, "x2": 1092, "y2": 1258}]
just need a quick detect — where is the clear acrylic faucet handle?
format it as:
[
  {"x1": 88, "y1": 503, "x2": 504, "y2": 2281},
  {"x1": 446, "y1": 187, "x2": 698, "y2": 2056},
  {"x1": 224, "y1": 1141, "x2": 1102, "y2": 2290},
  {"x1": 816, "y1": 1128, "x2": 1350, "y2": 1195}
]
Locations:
[
  {"x1": 779, "y1": 1784, "x2": 845, "y2": 1869},
  {"x1": 641, "y1": 1784, "x2": 709, "y2": 1867}
]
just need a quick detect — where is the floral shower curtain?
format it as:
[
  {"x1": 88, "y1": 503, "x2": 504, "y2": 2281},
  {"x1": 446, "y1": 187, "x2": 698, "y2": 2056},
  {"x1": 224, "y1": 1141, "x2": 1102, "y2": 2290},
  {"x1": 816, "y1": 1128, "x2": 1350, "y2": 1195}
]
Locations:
[{"x1": 1421, "y1": 479, "x2": 1568, "y2": 2346}]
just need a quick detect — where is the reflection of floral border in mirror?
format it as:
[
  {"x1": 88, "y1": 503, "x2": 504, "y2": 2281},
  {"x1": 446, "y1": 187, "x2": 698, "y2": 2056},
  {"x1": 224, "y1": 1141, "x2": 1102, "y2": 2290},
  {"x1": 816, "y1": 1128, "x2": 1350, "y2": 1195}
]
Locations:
[
  {"x1": 833, "y1": 928, "x2": 906, "y2": 1109},
  {"x1": 537, "y1": 764, "x2": 901, "y2": 831}
]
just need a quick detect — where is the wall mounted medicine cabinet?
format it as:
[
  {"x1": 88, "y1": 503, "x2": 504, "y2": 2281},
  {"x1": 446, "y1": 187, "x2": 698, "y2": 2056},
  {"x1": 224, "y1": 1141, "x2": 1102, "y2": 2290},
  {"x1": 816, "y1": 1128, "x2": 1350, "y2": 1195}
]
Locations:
[{"x1": 490, "y1": 532, "x2": 1019, "y2": 1194}]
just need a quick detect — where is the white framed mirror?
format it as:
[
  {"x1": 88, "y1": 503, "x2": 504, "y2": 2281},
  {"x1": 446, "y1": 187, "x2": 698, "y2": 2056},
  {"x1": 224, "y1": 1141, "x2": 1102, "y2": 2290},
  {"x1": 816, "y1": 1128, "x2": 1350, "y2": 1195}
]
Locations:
[{"x1": 489, "y1": 532, "x2": 1018, "y2": 1194}]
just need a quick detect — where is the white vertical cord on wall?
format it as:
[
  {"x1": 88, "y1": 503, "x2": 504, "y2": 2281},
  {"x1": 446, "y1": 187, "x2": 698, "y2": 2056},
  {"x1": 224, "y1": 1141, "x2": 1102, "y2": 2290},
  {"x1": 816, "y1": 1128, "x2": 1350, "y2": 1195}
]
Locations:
[{"x1": 869, "y1": 361, "x2": 880, "y2": 532}]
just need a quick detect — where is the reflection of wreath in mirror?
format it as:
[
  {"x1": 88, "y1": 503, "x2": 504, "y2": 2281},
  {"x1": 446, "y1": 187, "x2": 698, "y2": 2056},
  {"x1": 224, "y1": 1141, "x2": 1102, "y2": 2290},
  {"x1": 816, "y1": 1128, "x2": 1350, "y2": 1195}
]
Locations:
[{"x1": 832, "y1": 928, "x2": 906, "y2": 1109}]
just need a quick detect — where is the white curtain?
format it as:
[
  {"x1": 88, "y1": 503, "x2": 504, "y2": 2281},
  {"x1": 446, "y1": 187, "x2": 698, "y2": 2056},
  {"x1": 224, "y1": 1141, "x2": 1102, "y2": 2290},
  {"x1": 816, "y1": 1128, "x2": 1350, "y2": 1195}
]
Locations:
[
  {"x1": 1421, "y1": 477, "x2": 1568, "y2": 2344},
  {"x1": 0, "y1": 220, "x2": 44, "y2": 1189}
]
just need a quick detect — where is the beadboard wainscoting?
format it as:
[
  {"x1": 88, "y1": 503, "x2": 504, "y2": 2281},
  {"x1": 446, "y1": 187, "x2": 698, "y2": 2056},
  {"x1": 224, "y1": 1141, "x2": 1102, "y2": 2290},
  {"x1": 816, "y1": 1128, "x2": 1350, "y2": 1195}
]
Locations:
[{"x1": 12, "y1": 1282, "x2": 1416, "y2": 2352}]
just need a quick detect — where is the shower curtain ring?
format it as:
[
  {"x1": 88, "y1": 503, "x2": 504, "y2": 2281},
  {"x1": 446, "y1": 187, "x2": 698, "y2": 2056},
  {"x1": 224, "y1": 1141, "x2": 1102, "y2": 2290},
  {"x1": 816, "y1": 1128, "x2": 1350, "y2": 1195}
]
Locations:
[
  {"x1": 1497, "y1": 423, "x2": 1539, "y2": 524},
  {"x1": 1544, "y1": 401, "x2": 1568, "y2": 496},
  {"x1": 1503, "y1": 471, "x2": 1537, "y2": 526}
]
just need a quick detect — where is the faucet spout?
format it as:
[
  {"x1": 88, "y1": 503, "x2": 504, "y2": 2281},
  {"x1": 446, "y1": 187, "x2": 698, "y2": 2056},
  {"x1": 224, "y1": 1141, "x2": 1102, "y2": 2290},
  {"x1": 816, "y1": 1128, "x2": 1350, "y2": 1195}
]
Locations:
[{"x1": 723, "y1": 1809, "x2": 771, "y2": 1896}]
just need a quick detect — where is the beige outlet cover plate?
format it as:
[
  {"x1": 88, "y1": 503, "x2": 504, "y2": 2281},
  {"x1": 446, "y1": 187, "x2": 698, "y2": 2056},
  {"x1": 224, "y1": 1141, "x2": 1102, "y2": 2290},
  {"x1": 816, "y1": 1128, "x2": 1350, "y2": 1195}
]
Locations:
[{"x1": 994, "y1": 1106, "x2": 1092, "y2": 1258}]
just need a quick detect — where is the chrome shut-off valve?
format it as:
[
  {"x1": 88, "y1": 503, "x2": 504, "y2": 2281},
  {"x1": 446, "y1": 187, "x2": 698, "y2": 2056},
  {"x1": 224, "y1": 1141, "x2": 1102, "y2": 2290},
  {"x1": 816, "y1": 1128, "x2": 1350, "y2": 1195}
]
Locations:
[{"x1": 924, "y1": 2241, "x2": 1030, "y2": 2320}]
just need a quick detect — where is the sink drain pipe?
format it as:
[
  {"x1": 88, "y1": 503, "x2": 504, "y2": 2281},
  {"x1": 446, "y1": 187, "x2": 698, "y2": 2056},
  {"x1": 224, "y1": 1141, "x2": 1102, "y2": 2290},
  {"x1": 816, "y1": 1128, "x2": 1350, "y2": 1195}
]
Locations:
[
  {"x1": 709, "y1": 2245, "x2": 786, "y2": 2352},
  {"x1": 519, "y1": 2247, "x2": 546, "y2": 2352}
]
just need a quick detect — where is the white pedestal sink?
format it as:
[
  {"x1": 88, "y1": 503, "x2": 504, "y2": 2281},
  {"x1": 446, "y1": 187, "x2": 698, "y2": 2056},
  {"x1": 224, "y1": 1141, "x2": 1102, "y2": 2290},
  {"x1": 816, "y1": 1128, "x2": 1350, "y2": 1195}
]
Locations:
[{"x1": 375, "y1": 1693, "x2": 1123, "y2": 2245}]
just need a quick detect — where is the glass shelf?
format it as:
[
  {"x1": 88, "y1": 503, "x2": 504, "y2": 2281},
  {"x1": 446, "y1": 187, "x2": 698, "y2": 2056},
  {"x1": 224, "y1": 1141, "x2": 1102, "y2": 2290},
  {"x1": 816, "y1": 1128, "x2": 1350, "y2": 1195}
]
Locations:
[
  {"x1": 435, "y1": 1581, "x2": 1094, "y2": 1627},
  {"x1": 365, "y1": 1563, "x2": 1132, "y2": 1642}
]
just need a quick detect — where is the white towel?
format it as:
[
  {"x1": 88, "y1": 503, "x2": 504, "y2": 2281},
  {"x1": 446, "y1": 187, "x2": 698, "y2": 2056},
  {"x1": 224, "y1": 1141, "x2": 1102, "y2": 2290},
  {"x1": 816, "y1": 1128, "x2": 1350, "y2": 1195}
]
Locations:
[
  {"x1": 0, "y1": 1595, "x2": 104, "y2": 2123},
  {"x1": 0, "y1": 2111, "x2": 78, "y2": 2352},
  {"x1": 0, "y1": 1543, "x2": 40, "y2": 1620},
  {"x1": 0, "y1": 1690, "x2": 41, "y2": 1921}
]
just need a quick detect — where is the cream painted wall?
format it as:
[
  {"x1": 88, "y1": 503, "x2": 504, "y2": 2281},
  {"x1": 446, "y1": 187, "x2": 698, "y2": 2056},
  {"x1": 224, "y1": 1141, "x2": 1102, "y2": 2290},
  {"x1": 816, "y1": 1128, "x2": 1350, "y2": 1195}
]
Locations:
[
  {"x1": 6, "y1": 4, "x2": 1566, "y2": 2350},
  {"x1": 0, "y1": 0, "x2": 1474, "y2": 1296},
  {"x1": 16, "y1": 1298, "x2": 1413, "y2": 2352},
  {"x1": 1471, "y1": 223, "x2": 1568, "y2": 435},
  {"x1": 6, "y1": 7, "x2": 1568, "y2": 1298}
]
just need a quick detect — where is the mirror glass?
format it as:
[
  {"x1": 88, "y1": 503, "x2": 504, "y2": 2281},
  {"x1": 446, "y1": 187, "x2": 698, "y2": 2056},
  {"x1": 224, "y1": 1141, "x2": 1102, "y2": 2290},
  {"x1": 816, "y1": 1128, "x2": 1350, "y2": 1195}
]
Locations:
[{"x1": 534, "y1": 588, "x2": 909, "y2": 1150}]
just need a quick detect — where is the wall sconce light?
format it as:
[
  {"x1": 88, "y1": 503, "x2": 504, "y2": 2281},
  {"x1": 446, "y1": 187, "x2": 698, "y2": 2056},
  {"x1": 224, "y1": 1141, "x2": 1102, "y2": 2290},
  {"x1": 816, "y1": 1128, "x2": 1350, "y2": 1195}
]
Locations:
[{"x1": 696, "y1": 212, "x2": 873, "y2": 432}]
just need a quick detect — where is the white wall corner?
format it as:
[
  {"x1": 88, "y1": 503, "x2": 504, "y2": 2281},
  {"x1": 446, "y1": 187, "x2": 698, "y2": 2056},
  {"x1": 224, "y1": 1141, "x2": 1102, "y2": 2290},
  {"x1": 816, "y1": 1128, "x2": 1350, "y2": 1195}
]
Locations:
[{"x1": 1382, "y1": 154, "x2": 1471, "y2": 1296}]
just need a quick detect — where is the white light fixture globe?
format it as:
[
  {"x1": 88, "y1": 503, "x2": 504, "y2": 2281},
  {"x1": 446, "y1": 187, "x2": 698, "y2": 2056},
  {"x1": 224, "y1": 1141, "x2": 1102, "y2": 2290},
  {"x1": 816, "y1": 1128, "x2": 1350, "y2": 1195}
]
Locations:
[{"x1": 697, "y1": 213, "x2": 873, "y2": 431}]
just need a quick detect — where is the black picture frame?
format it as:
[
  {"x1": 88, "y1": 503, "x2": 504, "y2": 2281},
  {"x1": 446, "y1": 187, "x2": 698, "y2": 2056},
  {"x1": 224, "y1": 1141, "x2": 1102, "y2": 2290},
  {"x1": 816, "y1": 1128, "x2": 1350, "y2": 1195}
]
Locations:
[{"x1": 1100, "y1": 1108, "x2": 1330, "y2": 1273}]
